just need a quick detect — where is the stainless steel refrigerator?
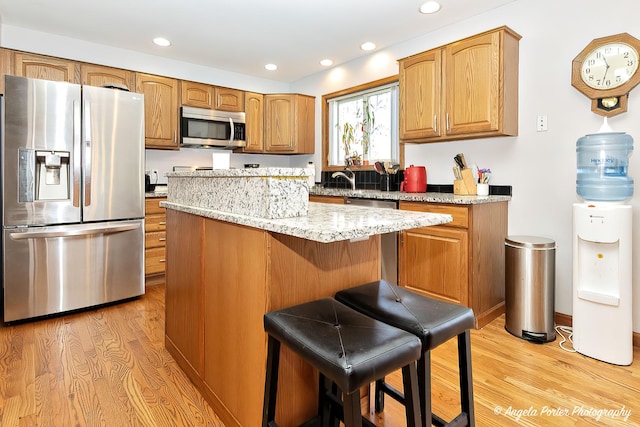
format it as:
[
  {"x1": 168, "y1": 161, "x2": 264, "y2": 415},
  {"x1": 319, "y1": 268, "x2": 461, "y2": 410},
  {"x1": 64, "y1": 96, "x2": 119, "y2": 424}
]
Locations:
[{"x1": 1, "y1": 75, "x2": 145, "y2": 322}]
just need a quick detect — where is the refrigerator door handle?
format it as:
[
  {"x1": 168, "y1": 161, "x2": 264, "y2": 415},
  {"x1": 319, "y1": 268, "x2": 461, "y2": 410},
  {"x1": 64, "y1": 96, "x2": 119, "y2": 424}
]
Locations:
[
  {"x1": 73, "y1": 99, "x2": 82, "y2": 207},
  {"x1": 9, "y1": 222, "x2": 141, "y2": 240},
  {"x1": 84, "y1": 100, "x2": 92, "y2": 207}
]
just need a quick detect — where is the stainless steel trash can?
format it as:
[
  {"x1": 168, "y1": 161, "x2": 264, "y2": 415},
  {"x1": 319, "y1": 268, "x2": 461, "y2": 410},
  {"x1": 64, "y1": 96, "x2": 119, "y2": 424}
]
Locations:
[{"x1": 505, "y1": 236, "x2": 556, "y2": 343}]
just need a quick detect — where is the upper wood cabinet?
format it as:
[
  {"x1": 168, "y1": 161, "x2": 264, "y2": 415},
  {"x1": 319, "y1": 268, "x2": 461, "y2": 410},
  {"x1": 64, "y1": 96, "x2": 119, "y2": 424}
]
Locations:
[
  {"x1": 264, "y1": 94, "x2": 315, "y2": 154},
  {"x1": 81, "y1": 64, "x2": 134, "y2": 90},
  {"x1": 242, "y1": 92, "x2": 264, "y2": 153},
  {"x1": 181, "y1": 81, "x2": 244, "y2": 112},
  {"x1": 214, "y1": 87, "x2": 244, "y2": 112},
  {"x1": 135, "y1": 73, "x2": 180, "y2": 149},
  {"x1": 0, "y1": 48, "x2": 12, "y2": 94},
  {"x1": 13, "y1": 52, "x2": 79, "y2": 83},
  {"x1": 399, "y1": 26, "x2": 520, "y2": 143},
  {"x1": 181, "y1": 80, "x2": 213, "y2": 108}
]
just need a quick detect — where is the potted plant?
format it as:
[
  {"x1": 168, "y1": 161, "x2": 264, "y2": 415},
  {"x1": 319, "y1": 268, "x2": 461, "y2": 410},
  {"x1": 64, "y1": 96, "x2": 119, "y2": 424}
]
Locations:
[
  {"x1": 341, "y1": 122, "x2": 356, "y2": 166},
  {"x1": 360, "y1": 102, "x2": 375, "y2": 165}
]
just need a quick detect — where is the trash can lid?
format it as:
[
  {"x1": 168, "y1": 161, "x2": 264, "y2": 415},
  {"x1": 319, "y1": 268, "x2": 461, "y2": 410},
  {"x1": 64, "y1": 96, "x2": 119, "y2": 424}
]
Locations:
[{"x1": 505, "y1": 235, "x2": 556, "y2": 249}]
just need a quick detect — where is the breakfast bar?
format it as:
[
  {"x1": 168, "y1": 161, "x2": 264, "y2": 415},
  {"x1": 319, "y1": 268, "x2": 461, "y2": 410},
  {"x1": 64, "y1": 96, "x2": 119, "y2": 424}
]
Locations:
[{"x1": 162, "y1": 168, "x2": 451, "y2": 427}]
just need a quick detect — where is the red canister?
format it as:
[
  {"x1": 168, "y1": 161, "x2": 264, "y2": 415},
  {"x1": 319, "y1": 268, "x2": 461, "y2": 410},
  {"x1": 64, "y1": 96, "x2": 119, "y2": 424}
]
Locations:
[{"x1": 400, "y1": 165, "x2": 427, "y2": 192}]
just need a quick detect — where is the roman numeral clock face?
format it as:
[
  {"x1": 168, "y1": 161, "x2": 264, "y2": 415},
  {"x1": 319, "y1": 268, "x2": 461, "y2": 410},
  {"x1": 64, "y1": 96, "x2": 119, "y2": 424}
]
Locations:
[{"x1": 581, "y1": 43, "x2": 639, "y2": 89}]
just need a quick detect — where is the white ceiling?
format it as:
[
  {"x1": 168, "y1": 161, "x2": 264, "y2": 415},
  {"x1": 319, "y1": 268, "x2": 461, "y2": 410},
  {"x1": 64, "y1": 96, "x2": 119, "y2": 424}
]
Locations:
[{"x1": 0, "y1": 0, "x2": 518, "y2": 83}]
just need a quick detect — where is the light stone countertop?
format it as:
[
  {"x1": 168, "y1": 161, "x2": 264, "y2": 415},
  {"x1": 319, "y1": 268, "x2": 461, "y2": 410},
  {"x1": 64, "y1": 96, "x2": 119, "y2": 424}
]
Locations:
[
  {"x1": 310, "y1": 187, "x2": 511, "y2": 204},
  {"x1": 161, "y1": 201, "x2": 452, "y2": 243}
]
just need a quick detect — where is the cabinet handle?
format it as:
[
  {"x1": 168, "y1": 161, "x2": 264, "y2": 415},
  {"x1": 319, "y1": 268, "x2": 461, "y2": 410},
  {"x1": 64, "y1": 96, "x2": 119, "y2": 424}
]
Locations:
[
  {"x1": 446, "y1": 113, "x2": 450, "y2": 131},
  {"x1": 158, "y1": 237, "x2": 166, "y2": 242},
  {"x1": 433, "y1": 115, "x2": 437, "y2": 133},
  {"x1": 159, "y1": 259, "x2": 166, "y2": 263},
  {"x1": 159, "y1": 221, "x2": 167, "y2": 225}
]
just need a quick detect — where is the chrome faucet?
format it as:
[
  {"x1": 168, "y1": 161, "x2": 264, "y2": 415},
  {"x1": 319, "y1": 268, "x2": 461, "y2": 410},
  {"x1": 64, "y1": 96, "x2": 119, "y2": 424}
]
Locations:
[{"x1": 331, "y1": 168, "x2": 356, "y2": 190}]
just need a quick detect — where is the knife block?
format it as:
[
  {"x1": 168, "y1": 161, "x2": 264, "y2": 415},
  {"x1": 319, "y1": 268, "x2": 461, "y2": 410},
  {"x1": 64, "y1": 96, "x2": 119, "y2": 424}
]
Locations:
[{"x1": 454, "y1": 168, "x2": 477, "y2": 195}]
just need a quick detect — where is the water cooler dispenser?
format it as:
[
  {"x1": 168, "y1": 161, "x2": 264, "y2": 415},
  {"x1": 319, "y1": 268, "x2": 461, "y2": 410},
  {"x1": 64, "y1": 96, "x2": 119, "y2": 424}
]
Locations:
[{"x1": 573, "y1": 131, "x2": 634, "y2": 365}]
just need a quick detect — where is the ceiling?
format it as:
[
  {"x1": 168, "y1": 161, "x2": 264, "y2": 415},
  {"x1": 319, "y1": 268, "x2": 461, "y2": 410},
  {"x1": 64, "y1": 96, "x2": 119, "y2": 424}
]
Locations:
[{"x1": 0, "y1": 0, "x2": 518, "y2": 83}]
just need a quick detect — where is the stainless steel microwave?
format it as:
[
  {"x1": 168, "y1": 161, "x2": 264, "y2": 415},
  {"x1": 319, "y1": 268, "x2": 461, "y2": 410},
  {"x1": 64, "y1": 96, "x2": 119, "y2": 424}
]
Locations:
[{"x1": 180, "y1": 106, "x2": 246, "y2": 149}]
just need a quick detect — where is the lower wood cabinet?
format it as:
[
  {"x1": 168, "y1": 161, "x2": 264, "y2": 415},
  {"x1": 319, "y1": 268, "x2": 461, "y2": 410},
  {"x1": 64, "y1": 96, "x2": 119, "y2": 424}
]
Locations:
[
  {"x1": 308, "y1": 195, "x2": 345, "y2": 204},
  {"x1": 144, "y1": 197, "x2": 167, "y2": 282},
  {"x1": 399, "y1": 200, "x2": 508, "y2": 328}
]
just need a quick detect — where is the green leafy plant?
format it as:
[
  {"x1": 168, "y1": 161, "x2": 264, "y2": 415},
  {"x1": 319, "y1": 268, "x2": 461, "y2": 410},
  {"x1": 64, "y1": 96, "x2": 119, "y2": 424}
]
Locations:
[
  {"x1": 361, "y1": 102, "x2": 376, "y2": 157},
  {"x1": 341, "y1": 122, "x2": 356, "y2": 165}
]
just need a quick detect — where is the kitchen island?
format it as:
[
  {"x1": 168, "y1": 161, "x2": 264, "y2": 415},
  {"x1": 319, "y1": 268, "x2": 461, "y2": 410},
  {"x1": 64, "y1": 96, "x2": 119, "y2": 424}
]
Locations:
[{"x1": 162, "y1": 169, "x2": 451, "y2": 427}]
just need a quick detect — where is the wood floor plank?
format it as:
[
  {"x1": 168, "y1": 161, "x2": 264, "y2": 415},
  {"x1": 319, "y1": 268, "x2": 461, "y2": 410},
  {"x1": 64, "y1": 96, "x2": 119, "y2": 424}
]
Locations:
[{"x1": 1, "y1": 284, "x2": 638, "y2": 426}]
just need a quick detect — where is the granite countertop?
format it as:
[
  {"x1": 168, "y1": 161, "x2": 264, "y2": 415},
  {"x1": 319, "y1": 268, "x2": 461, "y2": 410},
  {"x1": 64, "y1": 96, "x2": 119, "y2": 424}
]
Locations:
[
  {"x1": 310, "y1": 187, "x2": 511, "y2": 204},
  {"x1": 145, "y1": 185, "x2": 167, "y2": 198},
  {"x1": 165, "y1": 167, "x2": 311, "y2": 178},
  {"x1": 161, "y1": 201, "x2": 452, "y2": 243}
]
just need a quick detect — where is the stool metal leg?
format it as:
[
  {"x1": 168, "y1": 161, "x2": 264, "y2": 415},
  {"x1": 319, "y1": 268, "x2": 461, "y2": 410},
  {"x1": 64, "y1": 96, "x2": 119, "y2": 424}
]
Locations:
[
  {"x1": 374, "y1": 378, "x2": 385, "y2": 412},
  {"x1": 458, "y1": 331, "x2": 475, "y2": 426},
  {"x1": 262, "y1": 335, "x2": 281, "y2": 427}
]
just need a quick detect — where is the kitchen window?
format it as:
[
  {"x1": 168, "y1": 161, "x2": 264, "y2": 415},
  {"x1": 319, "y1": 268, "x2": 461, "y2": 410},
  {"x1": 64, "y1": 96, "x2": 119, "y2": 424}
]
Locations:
[{"x1": 322, "y1": 76, "x2": 400, "y2": 170}]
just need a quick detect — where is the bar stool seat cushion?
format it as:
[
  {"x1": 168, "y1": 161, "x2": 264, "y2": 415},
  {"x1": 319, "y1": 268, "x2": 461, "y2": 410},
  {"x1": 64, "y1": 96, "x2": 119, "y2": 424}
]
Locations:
[
  {"x1": 264, "y1": 298, "x2": 421, "y2": 395},
  {"x1": 335, "y1": 280, "x2": 475, "y2": 351}
]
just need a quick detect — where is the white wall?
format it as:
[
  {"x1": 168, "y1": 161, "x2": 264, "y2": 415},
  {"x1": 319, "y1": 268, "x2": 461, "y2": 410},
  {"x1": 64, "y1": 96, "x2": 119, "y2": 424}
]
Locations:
[{"x1": 292, "y1": 0, "x2": 640, "y2": 331}]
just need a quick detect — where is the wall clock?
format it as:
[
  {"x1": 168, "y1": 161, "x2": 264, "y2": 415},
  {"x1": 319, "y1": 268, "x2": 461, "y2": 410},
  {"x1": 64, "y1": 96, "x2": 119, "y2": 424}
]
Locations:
[{"x1": 571, "y1": 33, "x2": 640, "y2": 117}]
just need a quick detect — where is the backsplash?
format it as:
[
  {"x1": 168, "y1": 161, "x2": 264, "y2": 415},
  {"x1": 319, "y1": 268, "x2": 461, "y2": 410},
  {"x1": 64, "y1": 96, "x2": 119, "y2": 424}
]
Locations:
[{"x1": 320, "y1": 170, "x2": 512, "y2": 195}]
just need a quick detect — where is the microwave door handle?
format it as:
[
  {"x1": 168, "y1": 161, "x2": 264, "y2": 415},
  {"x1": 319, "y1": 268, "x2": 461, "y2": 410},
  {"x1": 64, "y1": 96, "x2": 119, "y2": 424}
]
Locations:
[
  {"x1": 229, "y1": 117, "x2": 234, "y2": 143},
  {"x1": 84, "y1": 100, "x2": 92, "y2": 207}
]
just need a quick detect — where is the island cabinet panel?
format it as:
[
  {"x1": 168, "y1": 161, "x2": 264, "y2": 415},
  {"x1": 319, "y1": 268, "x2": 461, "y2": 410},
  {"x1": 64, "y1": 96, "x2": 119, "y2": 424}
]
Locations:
[
  {"x1": 165, "y1": 210, "x2": 205, "y2": 378},
  {"x1": 399, "y1": 26, "x2": 520, "y2": 143},
  {"x1": 164, "y1": 210, "x2": 381, "y2": 427},
  {"x1": 399, "y1": 201, "x2": 508, "y2": 328}
]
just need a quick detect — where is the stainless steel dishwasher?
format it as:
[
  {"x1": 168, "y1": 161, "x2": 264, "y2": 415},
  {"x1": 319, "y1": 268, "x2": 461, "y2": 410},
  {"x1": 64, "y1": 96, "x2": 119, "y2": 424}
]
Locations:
[{"x1": 345, "y1": 197, "x2": 398, "y2": 284}]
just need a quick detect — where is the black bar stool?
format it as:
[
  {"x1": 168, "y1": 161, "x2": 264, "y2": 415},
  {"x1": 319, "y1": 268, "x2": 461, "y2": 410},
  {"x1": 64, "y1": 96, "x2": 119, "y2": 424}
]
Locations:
[
  {"x1": 262, "y1": 297, "x2": 423, "y2": 427},
  {"x1": 335, "y1": 280, "x2": 475, "y2": 427}
]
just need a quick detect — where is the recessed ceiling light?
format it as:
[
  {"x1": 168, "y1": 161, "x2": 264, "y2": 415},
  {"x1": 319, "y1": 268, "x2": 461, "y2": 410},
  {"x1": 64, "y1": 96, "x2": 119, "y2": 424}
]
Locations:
[
  {"x1": 360, "y1": 42, "x2": 376, "y2": 51},
  {"x1": 419, "y1": 1, "x2": 441, "y2": 14},
  {"x1": 265, "y1": 63, "x2": 278, "y2": 71},
  {"x1": 153, "y1": 37, "x2": 171, "y2": 47},
  {"x1": 320, "y1": 59, "x2": 333, "y2": 67}
]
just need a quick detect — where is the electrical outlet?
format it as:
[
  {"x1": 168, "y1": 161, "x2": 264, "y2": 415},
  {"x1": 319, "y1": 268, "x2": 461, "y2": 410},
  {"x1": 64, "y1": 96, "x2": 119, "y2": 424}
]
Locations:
[{"x1": 537, "y1": 115, "x2": 548, "y2": 132}]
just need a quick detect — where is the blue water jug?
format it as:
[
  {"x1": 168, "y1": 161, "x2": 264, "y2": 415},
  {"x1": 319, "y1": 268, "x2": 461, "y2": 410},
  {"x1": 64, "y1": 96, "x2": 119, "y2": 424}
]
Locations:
[{"x1": 576, "y1": 132, "x2": 634, "y2": 202}]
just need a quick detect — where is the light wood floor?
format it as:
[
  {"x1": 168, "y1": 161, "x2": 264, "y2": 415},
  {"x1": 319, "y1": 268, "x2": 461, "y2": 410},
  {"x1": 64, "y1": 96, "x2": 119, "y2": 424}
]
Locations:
[{"x1": 1, "y1": 285, "x2": 638, "y2": 426}]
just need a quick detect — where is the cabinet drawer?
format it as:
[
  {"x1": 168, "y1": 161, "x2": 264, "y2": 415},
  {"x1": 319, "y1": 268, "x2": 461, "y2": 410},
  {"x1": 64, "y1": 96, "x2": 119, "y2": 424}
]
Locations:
[
  {"x1": 145, "y1": 247, "x2": 166, "y2": 275},
  {"x1": 145, "y1": 214, "x2": 167, "y2": 232},
  {"x1": 399, "y1": 201, "x2": 469, "y2": 228},
  {"x1": 145, "y1": 198, "x2": 166, "y2": 215},
  {"x1": 145, "y1": 231, "x2": 166, "y2": 249}
]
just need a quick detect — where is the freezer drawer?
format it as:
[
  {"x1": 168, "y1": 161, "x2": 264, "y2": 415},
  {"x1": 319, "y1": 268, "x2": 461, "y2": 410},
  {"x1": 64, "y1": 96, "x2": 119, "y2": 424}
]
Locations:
[{"x1": 3, "y1": 219, "x2": 144, "y2": 322}]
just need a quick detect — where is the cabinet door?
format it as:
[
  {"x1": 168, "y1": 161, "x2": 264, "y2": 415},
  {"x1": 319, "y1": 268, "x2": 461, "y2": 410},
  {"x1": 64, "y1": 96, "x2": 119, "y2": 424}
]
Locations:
[
  {"x1": 214, "y1": 87, "x2": 244, "y2": 112},
  {"x1": 181, "y1": 81, "x2": 213, "y2": 108},
  {"x1": 14, "y1": 52, "x2": 79, "y2": 83},
  {"x1": 81, "y1": 64, "x2": 134, "y2": 90},
  {"x1": 265, "y1": 95, "x2": 295, "y2": 152},
  {"x1": 445, "y1": 31, "x2": 500, "y2": 136},
  {"x1": 135, "y1": 73, "x2": 179, "y2": 149},
  {"x1": 399, "y1": 225, "x2": 469, "y2": 306},
  {"x1": 309, "y1": 195, "x2": 344, "y2": 204},
  {"x1": 296, "y1": 95, "x2": 315, "y2": 154},
  {"x1": 0, "y1": 48, "x2": 12, "y2": 94},
  {"x1": 399, "y1": 49, "x2": 442, "y2": 140},
  {"x1": 243, "y1": 92, "x2": 264, "y2": 152}
]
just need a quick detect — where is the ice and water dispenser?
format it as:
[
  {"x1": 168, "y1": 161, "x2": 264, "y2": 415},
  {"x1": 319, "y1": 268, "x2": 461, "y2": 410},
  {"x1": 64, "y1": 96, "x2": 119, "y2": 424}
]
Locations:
[
  {"x1": 573, "y1": 131, "x2": 634, "y2": 366},
  {"x1": 18, "y1": 148, "x2": 71, "y2": 202}
]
